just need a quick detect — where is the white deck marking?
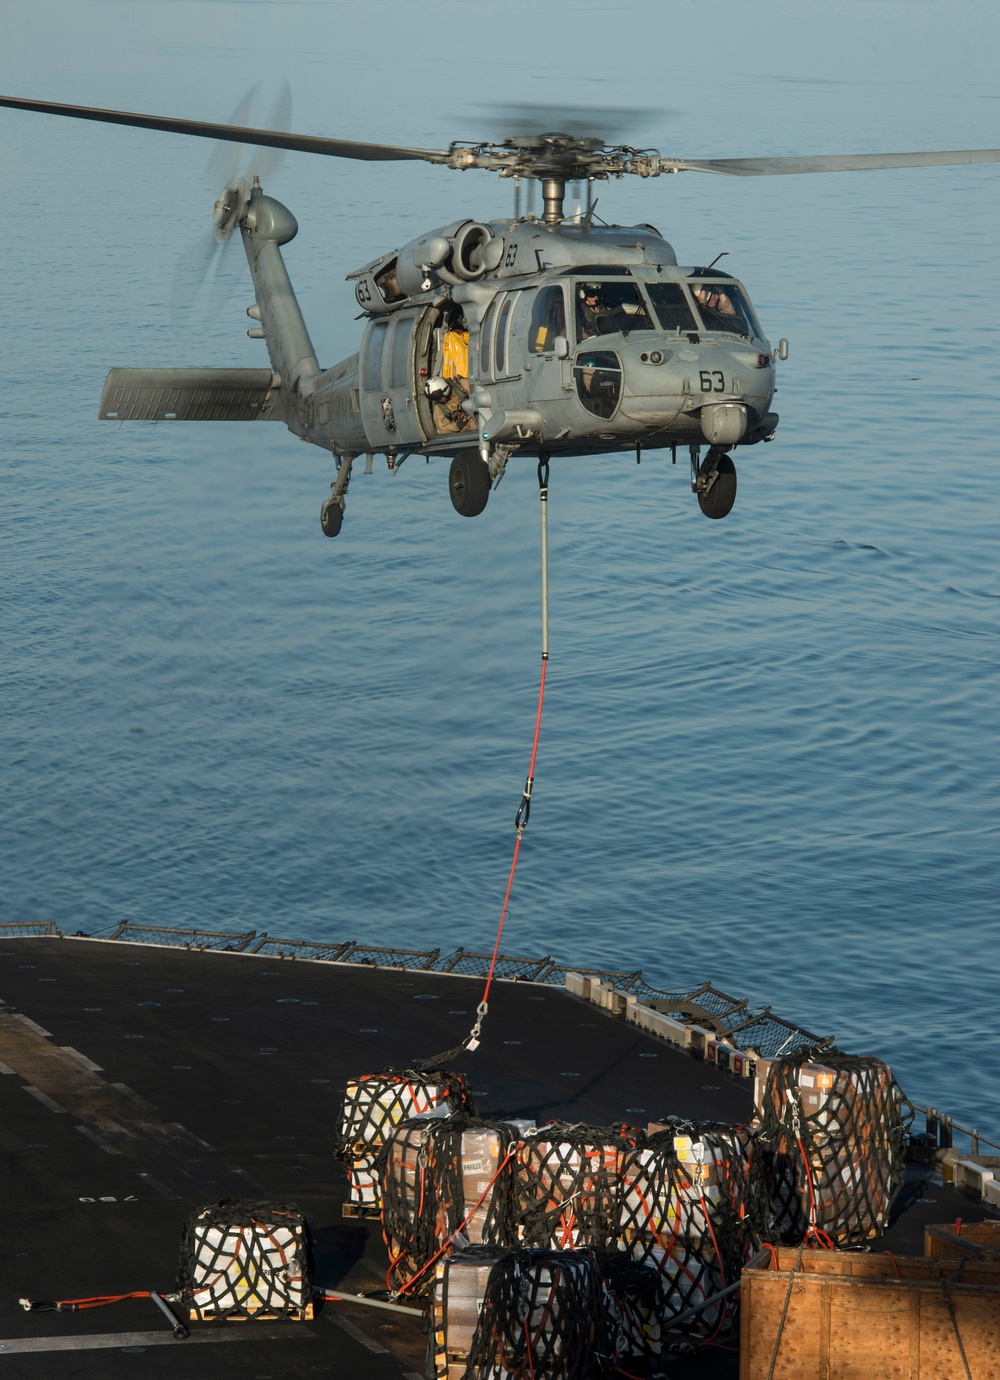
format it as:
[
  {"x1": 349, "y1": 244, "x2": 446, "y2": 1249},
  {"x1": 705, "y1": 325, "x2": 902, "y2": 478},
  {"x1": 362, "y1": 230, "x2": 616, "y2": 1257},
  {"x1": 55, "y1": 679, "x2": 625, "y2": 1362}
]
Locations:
[
  {"x1": 22, "y1": 1086, "x2": 66, "y2": 1114},
  {"x1": 76, "y1": 1125, "x2": 124, "y2": 1155},
  {"x1": 11, "y1": 1014, "x2": 52, "y2": 1038},
  {"x1": 110, "y1": 1082, "x2": 156, "y2": 1110},
  {"x1": 136, "y1": 1170, "x2": 180, "y2": 1199},
  {"x1": 327, "y1": 1313, "x2": 390, "y2": 1353},
  {"x1": 60, "y1": 1046, "x2": 103, "y2": 1072},
  {"x1": 0, "y1": 1062, "x2": 15, "y2": 1076}
]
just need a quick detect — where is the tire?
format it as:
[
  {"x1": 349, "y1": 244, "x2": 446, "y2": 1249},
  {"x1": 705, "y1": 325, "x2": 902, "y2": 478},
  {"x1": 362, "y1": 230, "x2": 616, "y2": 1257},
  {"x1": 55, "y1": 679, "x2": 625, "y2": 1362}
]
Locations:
[
  {"x1": 697, "y1": 453, "x2": 737, "y2": 520},
  {"x1": 320, "y1": 498, "x2": 344, "y2": 538},
  {"x1": 448, "y1": 453, "x2": 491, "y2": 517}
]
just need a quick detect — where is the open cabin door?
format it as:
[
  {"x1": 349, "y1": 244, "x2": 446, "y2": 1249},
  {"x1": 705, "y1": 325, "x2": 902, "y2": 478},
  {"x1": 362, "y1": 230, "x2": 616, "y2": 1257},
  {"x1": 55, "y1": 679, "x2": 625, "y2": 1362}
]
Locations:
[{"x1": 359, "y1": 309, "x2": 428, "y2": 449}]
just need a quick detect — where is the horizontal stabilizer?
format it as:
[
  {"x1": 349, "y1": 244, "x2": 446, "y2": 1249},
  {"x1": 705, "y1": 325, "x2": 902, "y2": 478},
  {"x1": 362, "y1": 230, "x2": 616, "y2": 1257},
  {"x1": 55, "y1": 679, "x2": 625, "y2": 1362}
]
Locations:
[{"x1": 100, "y1": 368, "x2": 281, "y2": 422}]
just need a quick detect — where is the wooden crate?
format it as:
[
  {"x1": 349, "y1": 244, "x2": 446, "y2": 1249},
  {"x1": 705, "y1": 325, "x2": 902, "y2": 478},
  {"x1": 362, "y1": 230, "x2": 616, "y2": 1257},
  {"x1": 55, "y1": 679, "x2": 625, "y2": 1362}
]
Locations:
[
  {"x1": 925, "y1": 1219, "x2": 1000, "y2": 1259},
  {"x1": 741, "y1": 1246, "x2": 1000, "y2": 1379}
]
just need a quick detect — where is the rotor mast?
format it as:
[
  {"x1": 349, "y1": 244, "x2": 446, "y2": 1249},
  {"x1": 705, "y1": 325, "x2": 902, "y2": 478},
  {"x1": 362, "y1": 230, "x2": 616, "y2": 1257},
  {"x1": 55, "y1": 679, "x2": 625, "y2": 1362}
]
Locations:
[{"x1": 541, "y1": 177, "x2": 566, "y2": 225}]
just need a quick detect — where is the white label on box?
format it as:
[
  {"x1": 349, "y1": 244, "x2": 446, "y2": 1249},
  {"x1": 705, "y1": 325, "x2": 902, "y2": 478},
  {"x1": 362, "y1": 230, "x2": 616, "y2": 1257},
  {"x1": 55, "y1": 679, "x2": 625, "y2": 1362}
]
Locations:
[
  {"x1": 463, "y1": 1159, "x2": 484, "y2": 1175},
  {"x1": 799, "y1": 1074, "x2": 815, "y2": 1088}
]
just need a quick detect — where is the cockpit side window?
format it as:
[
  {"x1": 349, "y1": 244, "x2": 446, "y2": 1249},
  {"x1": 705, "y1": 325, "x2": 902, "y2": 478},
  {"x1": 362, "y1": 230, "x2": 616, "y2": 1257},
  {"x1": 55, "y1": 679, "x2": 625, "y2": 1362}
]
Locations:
[
  {"x1": 479, "y1": 301, "x2": 497, "y2": 377},
  {"x1": 387, "y1": 317, "x2": 412, "y2": 389},
  {"x1": 688, "y1": 280, "x2": 763, "y2": 340},
  {"x1": 575, "y1": 281, "x2": 654, "y2": 341},
  {"x1": 528, "y1": 286, "x2": 567, "y2": 354},
  {"x1": 361, "y1": 321, "x2": 388, "y2": 391},
  {"x1": 374, "y1": 257, "x2": 405, "y2": 304},
  {"x1": 494, "y1": 296, "x2": 513, "y2": 375},
  {"x1": 646, "y1": 282, "x2": 699, "y2": 333}
]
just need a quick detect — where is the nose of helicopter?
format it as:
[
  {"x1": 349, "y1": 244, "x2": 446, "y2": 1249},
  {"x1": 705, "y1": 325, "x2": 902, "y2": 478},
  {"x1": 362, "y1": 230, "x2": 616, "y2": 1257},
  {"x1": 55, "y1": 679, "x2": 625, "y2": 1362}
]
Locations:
[{"x1": 616, "y1": 339, "x2": 774, "y2": 436}]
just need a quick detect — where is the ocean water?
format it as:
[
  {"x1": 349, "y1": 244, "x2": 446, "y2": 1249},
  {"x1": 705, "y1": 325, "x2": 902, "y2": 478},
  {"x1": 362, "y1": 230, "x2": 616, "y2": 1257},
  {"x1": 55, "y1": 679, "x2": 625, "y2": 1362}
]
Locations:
[{"x1": 1, "y1": 1, "x2": 998, "y2": 1139}]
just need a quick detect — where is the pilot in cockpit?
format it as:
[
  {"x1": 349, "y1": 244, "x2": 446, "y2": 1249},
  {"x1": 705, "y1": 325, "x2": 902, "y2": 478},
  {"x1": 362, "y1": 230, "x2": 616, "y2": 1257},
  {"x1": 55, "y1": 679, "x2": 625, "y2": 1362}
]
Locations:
[
  {"x1": 577, "y1": 284, "x2": 614, "y2": 340},
  {"x1": 693, "y1": 285, "x2": 736, "y2": 321}
]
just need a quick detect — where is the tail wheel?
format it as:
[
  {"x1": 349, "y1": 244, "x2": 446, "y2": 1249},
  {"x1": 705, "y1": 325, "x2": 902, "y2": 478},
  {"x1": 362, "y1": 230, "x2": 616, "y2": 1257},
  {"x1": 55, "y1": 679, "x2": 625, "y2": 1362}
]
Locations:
[
  {"x1": 698, "y1": 453, "x2": 737, "y2": 520},
  {"x1": 448, "y1": 453, "x2": 491, "y2": 517}
]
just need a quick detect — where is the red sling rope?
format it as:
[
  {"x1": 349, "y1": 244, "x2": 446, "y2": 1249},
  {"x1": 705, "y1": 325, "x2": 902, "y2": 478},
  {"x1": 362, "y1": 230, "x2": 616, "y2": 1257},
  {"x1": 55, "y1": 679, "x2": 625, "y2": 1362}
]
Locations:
[{"x1": 461, "y1": 459, "x2": 550, "y2": 1056}]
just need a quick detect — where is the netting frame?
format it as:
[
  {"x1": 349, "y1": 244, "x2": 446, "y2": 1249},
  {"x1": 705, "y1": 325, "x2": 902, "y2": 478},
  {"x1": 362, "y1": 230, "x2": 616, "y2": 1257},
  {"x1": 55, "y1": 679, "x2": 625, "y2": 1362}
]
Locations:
[
  {"x1": 177, "y1": 1199, "x2": 314, "y2": 1323},
  {"x1": 758, "y1": 1049, "x2": 913, "y2": 1247}
]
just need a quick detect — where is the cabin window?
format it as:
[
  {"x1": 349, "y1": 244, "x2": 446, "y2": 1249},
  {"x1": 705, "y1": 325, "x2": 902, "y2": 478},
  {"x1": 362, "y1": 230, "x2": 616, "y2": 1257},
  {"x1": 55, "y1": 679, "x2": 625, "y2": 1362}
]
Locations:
[
  {"x1": 361, "y1": 322, "x2": 388, "y2": 390},
  {"x1": 575, "y1": 281, "x2": 654, "y2": 342},
  {"x1": 646, "y1": 282, "x2": 699, "y2": 333},
  {"x1": 494, "y1": 296, "x2": 513, "y2": 374},
  {"x1": 574, "y1": 350, "x2": 622, "y2": 420},
  {"x1": 479, "y1": 301, "x2": 497, "y2": 377},
  {"x1": 688, "y1": 280, "x2": 762, "y2": 340},
  {"x1": 374, "y1": 257, "x2": 405, "y2": 304},
  {"x1": 528, "y1": 286, "x2": 567, "y2": 354},
  {"x1": 388, "y1": 318, "x2": 412, "y2": 390}
]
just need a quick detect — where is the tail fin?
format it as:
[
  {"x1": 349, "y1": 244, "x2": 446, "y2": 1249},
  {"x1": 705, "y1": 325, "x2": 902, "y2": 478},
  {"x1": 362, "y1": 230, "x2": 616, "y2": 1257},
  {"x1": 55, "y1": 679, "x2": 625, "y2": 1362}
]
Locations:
[{"x1": 240, "y1": 186, "x2": 320, "y2": 399}]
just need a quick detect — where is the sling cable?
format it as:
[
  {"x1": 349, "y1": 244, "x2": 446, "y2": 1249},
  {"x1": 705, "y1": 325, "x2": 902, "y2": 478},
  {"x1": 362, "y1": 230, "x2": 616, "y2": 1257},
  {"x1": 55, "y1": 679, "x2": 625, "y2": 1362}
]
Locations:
[{"x1": 419, "y1": 458, "x2": 551, "y2": 1071}]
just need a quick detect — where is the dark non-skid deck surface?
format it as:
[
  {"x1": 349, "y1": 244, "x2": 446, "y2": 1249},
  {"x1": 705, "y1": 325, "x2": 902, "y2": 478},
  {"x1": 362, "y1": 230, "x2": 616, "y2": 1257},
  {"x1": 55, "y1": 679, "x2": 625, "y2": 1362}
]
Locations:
[{"x1": 0, "y1": 936, "x2": 993, "y2": 1377}]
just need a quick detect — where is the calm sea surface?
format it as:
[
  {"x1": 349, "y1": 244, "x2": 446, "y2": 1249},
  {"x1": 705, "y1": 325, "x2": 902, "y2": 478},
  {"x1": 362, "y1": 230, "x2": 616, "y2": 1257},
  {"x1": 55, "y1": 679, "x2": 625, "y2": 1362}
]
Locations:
[{"x1": 2, "y1": 8, "x2": 998, "y2": 1138}]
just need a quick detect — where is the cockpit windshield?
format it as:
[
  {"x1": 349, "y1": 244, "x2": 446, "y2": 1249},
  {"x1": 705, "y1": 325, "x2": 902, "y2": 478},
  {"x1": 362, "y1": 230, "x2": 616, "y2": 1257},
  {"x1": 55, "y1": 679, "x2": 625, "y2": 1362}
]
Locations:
[
  {"x1": 575, "y1": 281, "x2": 654, "y2": 341},
  {"x1": 645, "y1": 282, "x2": 699, "y2": 333},
  {"x1": 688, "y1": 280, "x2": 762, "y2": 340}
]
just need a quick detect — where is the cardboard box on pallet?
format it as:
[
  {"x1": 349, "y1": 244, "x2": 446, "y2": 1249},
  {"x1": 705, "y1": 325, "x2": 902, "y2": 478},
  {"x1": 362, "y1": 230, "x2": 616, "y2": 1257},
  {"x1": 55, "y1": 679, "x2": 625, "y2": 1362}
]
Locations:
[
  {"x1": 431, "y1": 1248, "x2": 505, "y2": 1379},
  {"x1": 339, "y1": 1075, "x2": 460, "y2": 1210},
  {"x1": 181, "y1": 1204, "x2": 313, "y2": 1322},
  {"x1": 752, "y1": 1057, "x2": 774, "y2": 1121},
  {"x1": 461, "y1": 1128, "x2": 505, "y2": 1245},
  {"x1": 382, "y1": 1116, "x2": 529, "y2": 1293},
  {"x1": 514, "y1": 1135, "x2": 623, "y2": 1249},
  {"x1": 794, "y1": 1062, "x2": 838, "y2": 1117}
]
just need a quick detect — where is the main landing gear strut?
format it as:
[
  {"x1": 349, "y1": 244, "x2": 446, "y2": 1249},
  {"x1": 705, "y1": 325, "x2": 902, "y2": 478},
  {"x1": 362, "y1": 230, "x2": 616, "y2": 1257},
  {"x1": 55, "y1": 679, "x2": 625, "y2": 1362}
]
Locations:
[{"x1": 691, "y1": 445, "x2": 738, "y2": 520}]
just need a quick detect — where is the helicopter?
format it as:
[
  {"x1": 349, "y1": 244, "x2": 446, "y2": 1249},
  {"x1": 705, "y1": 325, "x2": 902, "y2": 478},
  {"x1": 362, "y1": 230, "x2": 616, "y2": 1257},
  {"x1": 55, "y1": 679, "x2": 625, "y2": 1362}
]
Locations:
[{"x1": 3, "y1": 93, "x2": 999, "y2": 536}]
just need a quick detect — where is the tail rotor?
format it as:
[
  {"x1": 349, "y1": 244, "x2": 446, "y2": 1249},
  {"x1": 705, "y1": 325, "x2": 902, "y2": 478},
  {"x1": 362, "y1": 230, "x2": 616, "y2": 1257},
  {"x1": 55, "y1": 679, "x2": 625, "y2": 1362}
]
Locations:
[{"x1": 171, "y1": 80, "x2": 291, "y2": 327}]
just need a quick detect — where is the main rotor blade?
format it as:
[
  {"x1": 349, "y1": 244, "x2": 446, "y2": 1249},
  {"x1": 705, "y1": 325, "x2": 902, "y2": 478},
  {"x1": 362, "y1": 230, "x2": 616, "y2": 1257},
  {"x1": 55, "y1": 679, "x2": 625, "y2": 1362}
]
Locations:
[
  {"x1": 0, "y1": 93, "x2": 447, "y2": 164},
  {"x1": 481, "y1": 101, "x2": 654, "y2": 144},
  {"x1": 205, "y1": 84, "x2": 261, "y2": 188},
  {"x1": 665, "y1": 148, "x2": 1000, "y2": 176}
]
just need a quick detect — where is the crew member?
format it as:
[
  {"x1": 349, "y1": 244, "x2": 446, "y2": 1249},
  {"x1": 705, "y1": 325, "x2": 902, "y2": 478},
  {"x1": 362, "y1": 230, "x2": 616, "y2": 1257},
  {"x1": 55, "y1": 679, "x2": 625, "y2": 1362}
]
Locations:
[
  {"x1": 426, "y1": 375, "x2": 472, "y2": 434},
  {"x1": 694, "y1": 285, "x2": 736, "y2": 321},
  {"x1": 577, "y1": 284, "x2": 614, "y2": 340}
]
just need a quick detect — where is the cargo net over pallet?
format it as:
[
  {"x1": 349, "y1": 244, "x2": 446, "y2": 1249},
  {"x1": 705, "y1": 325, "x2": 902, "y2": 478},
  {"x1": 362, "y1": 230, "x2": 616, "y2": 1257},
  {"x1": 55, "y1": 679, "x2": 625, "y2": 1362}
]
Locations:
[
  {"x1": 757, "y1": 1049, "x2": 912, "y2": 1247},
  {"x1": 376, "y1": 1113, "x2": 770, "y2": 1365},
  {"x1": 460, "y1": 1248, "x2": 604, "y2": 1380},
  {"x1": 617, "y1": 1123, "x2": 766, "y2": 1341},
  {"x1": 177, "y1": 1200, "x2": 313, "y2": 1322},
  {"x1": 336, "y1": 1069, "x2": 477, "y2": 1215},
  {"x1": 513, "y1": 1125, "x2": 642, "y2": 1252},
  {"x1": 380, "y1": 1116, "x2": 521, "y2": 1297}
]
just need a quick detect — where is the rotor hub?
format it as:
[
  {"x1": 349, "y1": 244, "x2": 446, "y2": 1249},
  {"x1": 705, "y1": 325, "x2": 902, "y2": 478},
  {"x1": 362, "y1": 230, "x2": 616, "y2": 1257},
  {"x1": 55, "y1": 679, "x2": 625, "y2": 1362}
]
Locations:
[{"x1": 213, "y1": 178, "x2": 249, "y2": 241}]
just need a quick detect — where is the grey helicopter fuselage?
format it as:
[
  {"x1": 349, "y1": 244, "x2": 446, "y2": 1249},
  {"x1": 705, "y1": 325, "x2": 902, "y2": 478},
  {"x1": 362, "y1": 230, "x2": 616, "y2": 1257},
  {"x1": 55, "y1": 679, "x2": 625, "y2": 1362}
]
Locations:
[
  {"x1": 10, "y1": 88, "x2": 998, "y2": 535},
  {"x1": 101, "y1": 181, "x2": 782, "y2": 530}
]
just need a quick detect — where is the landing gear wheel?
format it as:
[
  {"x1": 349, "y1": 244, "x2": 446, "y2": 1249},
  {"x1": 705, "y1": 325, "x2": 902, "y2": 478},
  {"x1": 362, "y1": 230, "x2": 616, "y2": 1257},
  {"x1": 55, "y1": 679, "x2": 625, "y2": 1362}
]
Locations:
[
  {"x1": 320, "y1": 497, "x2": 344, "y2": 538},
  {"x1": 697, "y1": 453, "x2": 737, "y2": 520},
  {"x1": 448, "y1": 453, "x2": 492, "y2": 517}
]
